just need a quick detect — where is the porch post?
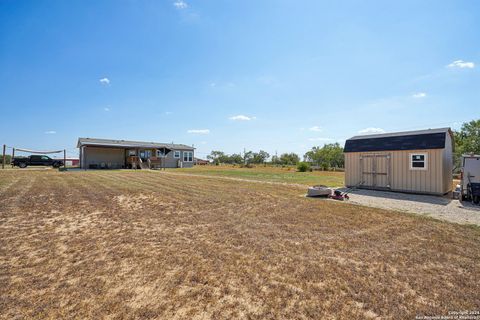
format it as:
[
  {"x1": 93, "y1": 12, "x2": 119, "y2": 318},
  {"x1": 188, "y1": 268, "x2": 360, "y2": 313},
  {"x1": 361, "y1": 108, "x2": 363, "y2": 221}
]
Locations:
[{"x1": 81, "y1": 146, "x2": 86, "y2": 170}]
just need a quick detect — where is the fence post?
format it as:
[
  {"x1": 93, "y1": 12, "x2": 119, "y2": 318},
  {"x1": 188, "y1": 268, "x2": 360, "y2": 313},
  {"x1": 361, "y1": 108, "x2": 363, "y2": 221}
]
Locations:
[
  {"x1": 11, "y1": 148, "x2": 15, "y2": 167},
  {"x1": 64, "y1": 149, "x2": 66, "y2": 170},
  {"x1": 2, "y1": 144, "x2": 5, "y2": 169}
]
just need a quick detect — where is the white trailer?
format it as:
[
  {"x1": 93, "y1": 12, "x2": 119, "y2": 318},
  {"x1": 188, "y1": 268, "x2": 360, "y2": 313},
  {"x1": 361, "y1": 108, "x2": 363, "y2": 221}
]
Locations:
[{"x1": 461, "y1": 154, "x2": 480, "y2": 203}]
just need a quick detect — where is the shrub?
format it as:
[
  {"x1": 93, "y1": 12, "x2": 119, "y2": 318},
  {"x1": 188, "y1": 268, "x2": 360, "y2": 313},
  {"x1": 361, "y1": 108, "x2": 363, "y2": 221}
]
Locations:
[{"x1": 297, "y1": 162, "x2": 311, "y2": 172}]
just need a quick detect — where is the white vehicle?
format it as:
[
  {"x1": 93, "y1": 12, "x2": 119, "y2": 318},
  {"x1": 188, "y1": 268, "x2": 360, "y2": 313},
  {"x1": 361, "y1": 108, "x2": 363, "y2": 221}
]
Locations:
[{"x1": 460, "y1": 154, "x2": 480, "y2": 203}]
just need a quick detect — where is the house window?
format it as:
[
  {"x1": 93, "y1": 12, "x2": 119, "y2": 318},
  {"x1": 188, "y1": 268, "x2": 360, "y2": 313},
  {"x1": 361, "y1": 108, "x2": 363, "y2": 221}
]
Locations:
[
  {"x1": 174, "y1": 151, "x2": 181, "y2": 158},
  {"x1": 156, "y1": 150, "x2": 166, "y2": 157},
  {"x1": 183, "y1": 151, "x2": 193, "y2": 162},
  {"x1": 128, "y1": 150, "x2": 136, "y2": 156},
  {"x1": 410, "y1": 153, "x2": 427, "y2": 170}
]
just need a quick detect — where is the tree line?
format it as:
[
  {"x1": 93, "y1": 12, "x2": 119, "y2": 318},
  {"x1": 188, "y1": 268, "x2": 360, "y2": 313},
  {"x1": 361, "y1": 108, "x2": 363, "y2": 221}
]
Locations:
[
  {"x1": 207, "y1": 150, "x2": 301, "y2": 166},
  {"x1": 206, "y1": 144, "x2": 342, "y2": 168}
]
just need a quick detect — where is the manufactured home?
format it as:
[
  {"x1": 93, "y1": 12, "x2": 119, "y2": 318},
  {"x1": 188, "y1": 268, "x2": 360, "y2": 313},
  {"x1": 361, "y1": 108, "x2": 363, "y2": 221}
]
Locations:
[
  {"x1": 344, "y1": 128, "x2": 453, "y2": 195},
  {"x1": 77, "y1": 138, "x2": 195, "y2": 169}
]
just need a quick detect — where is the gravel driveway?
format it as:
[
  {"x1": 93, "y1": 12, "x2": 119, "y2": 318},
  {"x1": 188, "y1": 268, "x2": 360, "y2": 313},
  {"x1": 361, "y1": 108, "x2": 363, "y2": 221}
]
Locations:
[{"x1": 337, "y1": 188, "x2": 480, "y2": 226}]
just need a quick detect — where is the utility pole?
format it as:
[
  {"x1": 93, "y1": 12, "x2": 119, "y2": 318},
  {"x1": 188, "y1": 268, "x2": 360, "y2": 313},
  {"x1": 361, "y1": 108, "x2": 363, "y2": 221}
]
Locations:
[{"x1": 2, "y1": 144, "x2": 5, "y2": 169}]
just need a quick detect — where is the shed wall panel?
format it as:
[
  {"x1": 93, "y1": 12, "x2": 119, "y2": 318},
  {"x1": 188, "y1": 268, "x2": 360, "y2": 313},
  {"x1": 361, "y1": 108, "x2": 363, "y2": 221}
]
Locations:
[
  {"x1": 345, "y1": 149, "x2": 446, "y2": 194},
  {"x1": 442, "y1": 134, "x2": 453, "y2": 193}
]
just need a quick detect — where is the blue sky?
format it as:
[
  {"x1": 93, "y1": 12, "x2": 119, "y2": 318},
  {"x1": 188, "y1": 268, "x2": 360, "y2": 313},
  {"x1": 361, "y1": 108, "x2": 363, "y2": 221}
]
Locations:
[{"x1": 1, "y1": 0, "x2": 479, "y2": 159}]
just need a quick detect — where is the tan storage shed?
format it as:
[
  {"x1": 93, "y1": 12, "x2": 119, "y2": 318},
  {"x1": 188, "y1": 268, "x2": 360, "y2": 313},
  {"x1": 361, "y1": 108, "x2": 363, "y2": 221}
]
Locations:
[{"x1": 344, "y1": 128, "x2": 453, "y2": 195}]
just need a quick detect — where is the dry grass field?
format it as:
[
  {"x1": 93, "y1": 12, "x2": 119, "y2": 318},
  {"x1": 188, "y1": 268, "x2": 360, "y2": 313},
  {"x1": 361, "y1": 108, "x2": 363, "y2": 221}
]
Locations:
[{"x1": 1, "y1": 170, "x2": 479, "y2": 319}]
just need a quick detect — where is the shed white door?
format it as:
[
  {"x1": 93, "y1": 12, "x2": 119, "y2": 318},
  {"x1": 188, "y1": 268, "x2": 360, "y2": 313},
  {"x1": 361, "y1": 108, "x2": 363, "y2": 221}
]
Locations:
[{"x1": 360, "y1": 154, "x2": 391, "y2": 189}]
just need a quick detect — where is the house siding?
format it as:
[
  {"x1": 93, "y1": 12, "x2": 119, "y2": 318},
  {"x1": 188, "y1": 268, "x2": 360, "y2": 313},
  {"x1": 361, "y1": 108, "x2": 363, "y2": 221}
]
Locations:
[
  {"x1": 159, "y1": 149, "x2": 194, "y2": 168},
  {"x1": 81, "y1": 146, "x2": 194, "y2": 169}
]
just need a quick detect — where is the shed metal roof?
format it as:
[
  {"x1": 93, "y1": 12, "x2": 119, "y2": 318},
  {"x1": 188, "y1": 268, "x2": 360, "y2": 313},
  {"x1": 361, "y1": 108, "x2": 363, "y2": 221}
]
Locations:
[
  {"x1": 77, "y1": 138, "x2": 195, "y2": 150},
  {"x1": 344, "y1": 128, "x2": 452, "y2": 153}
]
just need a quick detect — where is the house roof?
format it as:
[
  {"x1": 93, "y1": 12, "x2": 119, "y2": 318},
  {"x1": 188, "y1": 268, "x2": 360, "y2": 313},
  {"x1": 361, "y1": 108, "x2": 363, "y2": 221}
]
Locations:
[
  {"x1": 344, "y1": 128, "x2": 452, "y2": 153},
  {"x1": 77, "y1": 138, "x2": 195, "y2": 150}
]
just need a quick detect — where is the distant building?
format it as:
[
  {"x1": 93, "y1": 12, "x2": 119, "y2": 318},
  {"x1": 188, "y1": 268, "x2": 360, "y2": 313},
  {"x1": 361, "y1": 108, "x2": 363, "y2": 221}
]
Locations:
[
  {"x1": 194, "y1": 158, "x2": 210, "y2": 165},
  {"x1": 65, "y1": 158, "x2": 80, "y2": 167},
  {"x1": 77, "y1": 138, "x2": 195, "y2": 169},
  {"x1": 344, "y1": 128, "x2": 453, "y2": 195}
]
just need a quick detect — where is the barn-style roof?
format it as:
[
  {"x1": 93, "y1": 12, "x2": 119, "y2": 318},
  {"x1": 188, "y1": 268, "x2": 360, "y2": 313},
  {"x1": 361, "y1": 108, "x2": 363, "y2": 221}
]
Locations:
[
  {"x1": 344, "y1": 128, "x2": 452, "y2": 153},
  {"x1": 77, "y1": 138, "x2": 195, "y2": 150}
]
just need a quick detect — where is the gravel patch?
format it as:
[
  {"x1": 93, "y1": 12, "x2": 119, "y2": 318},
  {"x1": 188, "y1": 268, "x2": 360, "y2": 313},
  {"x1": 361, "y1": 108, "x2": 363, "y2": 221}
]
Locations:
[{"x1": 338, "y1": 188, "x2": 480, "y2": 226}]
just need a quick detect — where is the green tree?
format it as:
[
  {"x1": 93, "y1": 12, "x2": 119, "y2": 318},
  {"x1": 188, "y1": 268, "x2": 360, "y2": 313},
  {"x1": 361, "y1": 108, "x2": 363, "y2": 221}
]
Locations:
[
  {"x1": 454, "y1": 119, "x2": 480, "y2": 170},
  {"x1": 207, "y1": 151, "x2": 226, "y2": 165},
  {"x1": 271, "y1": 155, "x2": 280, "y2": 166},
  {"x1": 243, "y1": 151, "x2": 254, "y2": 165},
  {"x1": 252, "y1": 150, "x2": 270, "y2": 164},
  {"x1": 279, "y1": 152, "x2": 300, "y2": 165},
  {"x1": 297, "y1": 162, "x2": 311, "y2": 172},
  {"x1": 304, "y1": 143, "x2": 344, "y2": 170},
  {"x1": 304, "y1": 146, "x2": 322, "y2": 166},
  {"x1": 455, "y1": 120, "x2": 480, "y2": 154},
  {"x1": 228, "y1": 153, "x2": 243, "y2": 164}
]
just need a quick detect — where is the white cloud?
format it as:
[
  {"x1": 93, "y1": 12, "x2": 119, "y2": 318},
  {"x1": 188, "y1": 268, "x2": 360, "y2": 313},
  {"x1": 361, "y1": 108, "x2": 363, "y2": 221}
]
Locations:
[
  {"x1": 412, "y1": 92, "x2": 427, "y2": 98},
  {"x1": 104, "y1": 107, "x2": 110, "y2": 112},
  {"x1": 308, "y1": 137, "x2": 333, "y2": 142},
  {"x1": 165, "y1": 111, "x2": 173, "y2": 115},
  {"x1": 447, "y1": 60, "x2": 475, "y2": 69},
  {"x1": 358, "y1": 127, "x2": 386, "y2": 134},
  {"x1": 309, "y1": 126, "x2": 322, "y2": 132},
  {"x1": 229, "y1": 115, "x2": 256, "y2": 121},
  {"x1": 45, "y1": 130, "x2": 56, "y2": 134},
  {"x1": 187, "y1": 129, "x2": 210, "y2": 134},
  {"x1": 99, "y1": 77, "x2": 110, "y2": 85},
  {"x1": 173, "y1": 0, "x2": 188, "y2": 9}
]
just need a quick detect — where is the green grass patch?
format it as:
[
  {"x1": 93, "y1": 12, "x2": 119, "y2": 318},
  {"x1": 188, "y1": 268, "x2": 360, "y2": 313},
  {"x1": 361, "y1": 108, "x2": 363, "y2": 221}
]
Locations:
[{"x1": 168, "y1": 165, "x2": 344, "y2": 187}]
